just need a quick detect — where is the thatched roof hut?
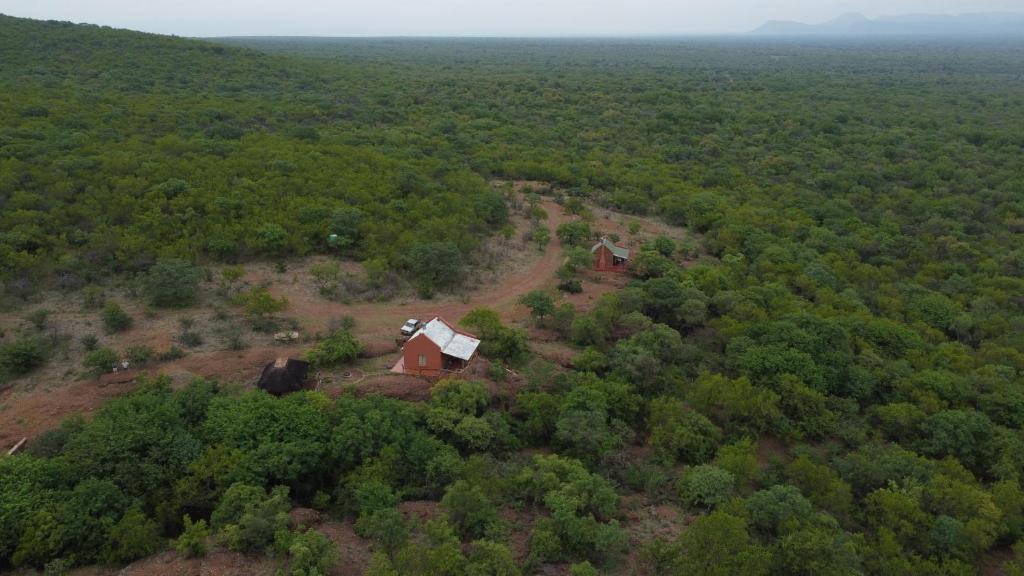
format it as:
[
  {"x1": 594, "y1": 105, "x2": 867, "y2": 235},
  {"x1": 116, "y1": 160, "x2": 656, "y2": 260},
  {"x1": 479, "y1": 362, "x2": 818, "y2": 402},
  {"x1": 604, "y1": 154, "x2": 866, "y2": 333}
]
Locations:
[{"x1": 257, "y1": 357, "x2": 309, "y2": 396}]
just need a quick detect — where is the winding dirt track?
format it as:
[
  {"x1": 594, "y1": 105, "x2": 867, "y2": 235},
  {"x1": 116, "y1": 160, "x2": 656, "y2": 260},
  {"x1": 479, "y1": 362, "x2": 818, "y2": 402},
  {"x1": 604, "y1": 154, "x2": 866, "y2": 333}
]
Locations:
[
  {"x1": 0, "y1": 189, "x2": 681, "y2": 448},
  {"x1": 0, "y1": 199, "x2": 580, "y2": 447}
]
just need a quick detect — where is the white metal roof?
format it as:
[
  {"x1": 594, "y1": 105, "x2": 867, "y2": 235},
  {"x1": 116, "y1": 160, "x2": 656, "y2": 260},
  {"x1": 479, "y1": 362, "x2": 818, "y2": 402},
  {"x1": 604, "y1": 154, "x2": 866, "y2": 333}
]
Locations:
[{"x1": 411, "y1": 317, "x2": 481, "y2": 361}]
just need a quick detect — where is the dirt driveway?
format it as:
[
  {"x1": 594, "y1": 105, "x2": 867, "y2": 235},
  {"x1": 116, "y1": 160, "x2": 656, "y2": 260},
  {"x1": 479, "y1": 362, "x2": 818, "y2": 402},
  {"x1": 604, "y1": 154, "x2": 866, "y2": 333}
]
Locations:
[{"x1": 0, "y1": 186, "x2": 688, "y2": 449}]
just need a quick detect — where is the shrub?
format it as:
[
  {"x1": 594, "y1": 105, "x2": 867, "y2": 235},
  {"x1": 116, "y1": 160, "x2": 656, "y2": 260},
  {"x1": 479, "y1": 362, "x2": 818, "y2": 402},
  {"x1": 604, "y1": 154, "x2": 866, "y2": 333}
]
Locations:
[
  {"x1": 159, "y1": 346, "x2": 186, "y2": 361},
  {"x1": 125, "y1": 345, "x2": 155, "y2": 366},
  {"x1": 355, "y1": 508, "x2": 408, "y2": 554},
  {"x1": 441, "y1": 480, "x2": 499, "y2": 540},
  {"x1": 461, "y1": 308, "x2": 529, "y2": 366},
  {"x1": 218, "y1": 266, "x2": 245, "y2": 296},
  {"x1": 176, "y1": 515, "x2": 209, "y2": 558},
  {"x1": 745, "y1": 485, "x2": 815, "y2": 535},
  {"x1": 0, "y1": 337, "x2": 46, "y2": 376},
  {"x1": 466, "y1": 540, "x2": 520, "y2": 576},
  {"x1": 26, "y1": 309, "x2": 50, "y2": 331},
  {"x1": 671, "y1": 511, "x2": 772, "y2": 575},
  {"x1": 533, "y1": 226, "x2": 551, "y2": 251},
  {"x1": 222, "y1": 325, "x2": 247, "y2": 351},
  {"x1": 678, "y1": 465, "x2": 736, "y2": 508},
  {"x1": 177, "y1": 329, "x2": 204, "y2": 348},
  {"x1": 104, "y1": 506, "x2": 162, "y2": 564},
  {"x1": 83, "y1": 347, "x2": 118, "y2": 375},
  {"x1": 102, "y1": 302, "x2": 133, "y2": 334},
  {"x1": 212, "y1": 483, "x2": 291, "y2": 552},
  {"x1": 276, "y1": 529, "x2": 340, "y2": 576},
  {"x1": 556, "y1": 221, "x2": 592, "y2": 247},
  {"x1": 80, "y1": 334, "x2": 98, "y2": 351},
  {"x1": 647, "y1": 397, "x2": 722, "y2": 465},
  {"x1": 245, "y1": 288, "x2": 288, "y2": 321},
  {"x1": 558, "y1": 279, "x2": 583, "y2": 294},
  {"x1": 304, "y1": 329, "x2": 362, "y2": 368},
  {"x1": 569, "y1": 561, "x2": 599, "y2": 576},
  {"x1": 143, "y1": 258, "x2": 203, "y2": 308},
  {"x1": 82, "y1": 285, "x2": 105, "y2": 310},
  {"x1": 310, "y1": 261, "x2": 342, "y2": 295},
  {"x1": 254, "y1": 223, "x2": 289, "y2": 255}
]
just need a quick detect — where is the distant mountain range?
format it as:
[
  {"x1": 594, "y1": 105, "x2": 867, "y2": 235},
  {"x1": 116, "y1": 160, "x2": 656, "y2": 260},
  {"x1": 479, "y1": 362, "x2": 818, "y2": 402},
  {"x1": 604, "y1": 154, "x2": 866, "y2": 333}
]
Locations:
[{"x1": 750, "y1": 12, "x2": 1024, "y2": 36}]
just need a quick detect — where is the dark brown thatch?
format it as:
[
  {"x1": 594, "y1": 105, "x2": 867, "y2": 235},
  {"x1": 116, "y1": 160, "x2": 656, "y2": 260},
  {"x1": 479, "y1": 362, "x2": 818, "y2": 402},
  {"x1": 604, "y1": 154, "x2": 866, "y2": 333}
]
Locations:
[{"x1": 257, "y1": 357, "x2": 309, "y2": 396}]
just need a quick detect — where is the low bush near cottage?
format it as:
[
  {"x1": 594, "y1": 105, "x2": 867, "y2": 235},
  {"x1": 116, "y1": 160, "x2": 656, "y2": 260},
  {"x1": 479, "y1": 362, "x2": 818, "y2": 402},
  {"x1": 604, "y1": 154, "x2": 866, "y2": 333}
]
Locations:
[{"x1": 304, "y1": 329, "x2": 362, "y2": 368}]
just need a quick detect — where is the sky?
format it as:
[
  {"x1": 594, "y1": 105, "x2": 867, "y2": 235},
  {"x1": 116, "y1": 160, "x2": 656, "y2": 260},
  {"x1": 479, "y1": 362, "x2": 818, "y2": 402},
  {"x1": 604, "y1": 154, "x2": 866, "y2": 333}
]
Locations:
[{"x1": 1, "y1": 0, "x2": 1022, "y2": 37}]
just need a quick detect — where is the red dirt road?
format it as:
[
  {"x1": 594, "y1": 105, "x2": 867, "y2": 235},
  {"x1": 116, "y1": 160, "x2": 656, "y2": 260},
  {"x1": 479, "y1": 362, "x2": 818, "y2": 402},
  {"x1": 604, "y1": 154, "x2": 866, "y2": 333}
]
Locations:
[{"x1": 0, "y1": 188, "x2": 688, "y2": 449}]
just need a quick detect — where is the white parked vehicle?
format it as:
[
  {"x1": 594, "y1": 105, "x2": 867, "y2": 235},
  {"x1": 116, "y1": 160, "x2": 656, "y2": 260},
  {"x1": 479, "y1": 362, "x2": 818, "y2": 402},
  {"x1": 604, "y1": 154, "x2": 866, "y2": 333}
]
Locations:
[{"x1": 400, "y1": 319, "x2": 422, "y2": 337}]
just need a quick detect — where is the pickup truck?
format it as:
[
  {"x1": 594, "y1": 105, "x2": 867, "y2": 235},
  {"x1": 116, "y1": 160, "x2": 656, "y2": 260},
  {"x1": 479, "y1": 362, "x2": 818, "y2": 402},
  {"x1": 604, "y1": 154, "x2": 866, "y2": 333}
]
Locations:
[{"x1": 400, "y1": 319, "x2": 422, "y2": 337}]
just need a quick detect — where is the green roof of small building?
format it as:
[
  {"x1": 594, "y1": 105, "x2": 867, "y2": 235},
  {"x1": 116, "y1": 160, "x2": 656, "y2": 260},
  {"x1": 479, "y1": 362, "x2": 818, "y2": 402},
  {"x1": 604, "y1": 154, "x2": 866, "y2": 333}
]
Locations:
[{"x1": 591, "y1": 237, "x2": 630, "y2": 259}]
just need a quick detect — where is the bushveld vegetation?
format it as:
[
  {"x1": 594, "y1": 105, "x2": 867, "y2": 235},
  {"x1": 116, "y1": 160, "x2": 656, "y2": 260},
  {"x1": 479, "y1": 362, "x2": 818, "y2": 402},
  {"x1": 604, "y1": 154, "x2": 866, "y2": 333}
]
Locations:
[{"x1": 1, "y1": 13, "x2": 1024, "y2": 575}]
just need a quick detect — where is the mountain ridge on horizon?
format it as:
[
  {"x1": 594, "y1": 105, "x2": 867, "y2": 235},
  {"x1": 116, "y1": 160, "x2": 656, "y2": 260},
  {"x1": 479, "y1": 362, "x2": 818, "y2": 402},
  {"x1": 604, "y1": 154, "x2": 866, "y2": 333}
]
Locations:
[{"x1": 751, "y1": 11, "x2": 1024, "y2": 36}]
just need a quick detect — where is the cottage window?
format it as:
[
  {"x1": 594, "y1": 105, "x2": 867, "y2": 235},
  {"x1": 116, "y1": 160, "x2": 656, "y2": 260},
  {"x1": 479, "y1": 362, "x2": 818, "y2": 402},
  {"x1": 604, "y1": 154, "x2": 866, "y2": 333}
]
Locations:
[{"x1": 418, "y1": 354, "x2": 427, "y2": 367}]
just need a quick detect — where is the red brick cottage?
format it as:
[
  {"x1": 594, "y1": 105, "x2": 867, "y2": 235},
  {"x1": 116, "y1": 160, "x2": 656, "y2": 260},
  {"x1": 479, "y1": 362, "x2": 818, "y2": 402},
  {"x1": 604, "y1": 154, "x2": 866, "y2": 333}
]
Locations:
[
  {"x1": 591, "y1": 237, "x2": 630, "y2": 272},
  {"x1": 393, "y1": 317, "x2": 481, "y2": 377}
]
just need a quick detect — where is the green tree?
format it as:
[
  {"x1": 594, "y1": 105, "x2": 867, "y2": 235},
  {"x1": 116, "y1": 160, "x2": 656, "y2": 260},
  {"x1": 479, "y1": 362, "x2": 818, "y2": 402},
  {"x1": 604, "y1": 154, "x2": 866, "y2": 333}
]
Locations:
[
  {"x1": 407, "y1": 241, "x2": 463, "y2": 297},
  {"x1": 520, "y1": 290, "x2": 555, "y2": 324},
  {"x1": 466, "y1": 540, "x2": 520, "y2": 576},
  {"x1": 647, "y1": 397, "x2": 722, "y2": 465},
  {"x1": 277, "y1": 529, "x2": 341, "y2": 576},
  {"x1": 532, "y1": 226, "x2": 551, "y2": 251},
  {"x1": 671, "y1": 511, "x2": 771, "y2": 576},
  {"x1": 175, "y1": 515, "x2": 210, "y2": 558},
  {"x1": 104, "y1": 506, "x2": 162, "y2": 564},
  {"x1": 254, "y1": 223, "x2": 289, "y2": 255},
  {"x1": 211, "y1": 483, "x2": 291, "y2": 552},
  {"x1": 143, "y1": 258, "x2": 202, "y2": 308},
  {"x1": 556, "y1": 221, "x2": 592, "y2": 247},
  {"x1": 441, "y1": 480, "x2": 499, "y2": 540},
  {"x1": 678, "y1": 465, "x2": 736, "y2": 509}
]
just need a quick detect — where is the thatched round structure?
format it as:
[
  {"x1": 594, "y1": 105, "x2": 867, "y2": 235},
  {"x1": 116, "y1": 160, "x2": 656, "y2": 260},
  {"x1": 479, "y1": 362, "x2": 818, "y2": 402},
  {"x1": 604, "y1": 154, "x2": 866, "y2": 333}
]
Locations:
[{"x1": 257, "y1": 358, "x2": 310, "y2": 396}]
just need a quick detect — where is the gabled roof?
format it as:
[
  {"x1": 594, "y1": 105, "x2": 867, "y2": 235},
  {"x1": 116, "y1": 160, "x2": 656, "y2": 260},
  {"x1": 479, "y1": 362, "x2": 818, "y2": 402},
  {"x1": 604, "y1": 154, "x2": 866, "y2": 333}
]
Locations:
[
  {"x1": 409, "y1": 317, "x2": 481, "y2": 361},
  {"x1": 591, "y1": 237, "x2": 630, "y2": 259}
]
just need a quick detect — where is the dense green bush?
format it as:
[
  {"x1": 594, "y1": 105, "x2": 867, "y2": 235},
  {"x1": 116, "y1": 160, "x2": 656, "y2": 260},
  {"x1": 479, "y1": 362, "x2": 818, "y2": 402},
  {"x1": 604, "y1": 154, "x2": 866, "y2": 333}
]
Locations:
[
  {"x1": 0, "y1": 337, "x2": 46, "y2": 376},
  {"x1": 143, "y1": 258, "x2": 203, "y2": 308},
  {"x1": 211, "y1": 483, "x2": 291, "y2": 552},
  {"x1": 304, "y1": 329, "x2": 363, "y2": 368},
  {"x1": 407, "y1": 241, "x2": 464, "y2": 297},
  {"x1": 678, "y1": 465, "x2": 736, "y2": 509},
  {"x1": 276, "y1": 529, "x2": 340, "y2": 576},
  {"x1": 101, "y1": 303, "x2": 133, "y2": 334},
  {"x1": 175, "y1": 515, "x2": 209, "y2": 558},
  {"x1": 82, "y1": 347, "x2": 118, "y2": 375}
]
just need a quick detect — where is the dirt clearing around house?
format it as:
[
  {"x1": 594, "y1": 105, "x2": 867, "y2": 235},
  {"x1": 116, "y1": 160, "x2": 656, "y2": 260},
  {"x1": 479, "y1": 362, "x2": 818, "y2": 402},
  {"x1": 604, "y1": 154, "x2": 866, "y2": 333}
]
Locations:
[{"x1": 0, "y1": 182, "x2": 695, "y2": 449}]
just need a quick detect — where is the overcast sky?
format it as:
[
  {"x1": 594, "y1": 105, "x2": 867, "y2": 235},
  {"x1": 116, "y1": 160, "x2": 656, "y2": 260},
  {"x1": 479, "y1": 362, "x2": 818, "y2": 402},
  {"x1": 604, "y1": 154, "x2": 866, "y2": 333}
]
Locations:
[{"x1": 1, "y1": 0, "x2": 1022, "y2": 36}]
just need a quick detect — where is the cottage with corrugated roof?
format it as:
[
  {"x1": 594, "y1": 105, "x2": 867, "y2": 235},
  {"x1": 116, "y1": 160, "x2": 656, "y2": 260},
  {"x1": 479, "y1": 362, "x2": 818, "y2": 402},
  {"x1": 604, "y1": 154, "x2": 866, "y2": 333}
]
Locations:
[
  {"x1": 591, "y1": 237, "x2": 630, "y2": 272},
  {"x1": 393, "y1": 316, "x2": 480, "y2": 376}
]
